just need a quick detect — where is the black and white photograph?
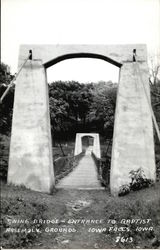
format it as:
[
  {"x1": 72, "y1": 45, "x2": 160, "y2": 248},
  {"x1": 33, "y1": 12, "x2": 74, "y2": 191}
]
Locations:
[{"x1": 1, "y1": 0, "x2": 160, "y2": 249}]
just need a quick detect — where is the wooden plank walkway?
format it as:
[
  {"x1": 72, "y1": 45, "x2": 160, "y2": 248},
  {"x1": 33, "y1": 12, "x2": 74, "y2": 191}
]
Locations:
[{"x1": 56, "y1": 148, "x2": 102, "y2": 189}]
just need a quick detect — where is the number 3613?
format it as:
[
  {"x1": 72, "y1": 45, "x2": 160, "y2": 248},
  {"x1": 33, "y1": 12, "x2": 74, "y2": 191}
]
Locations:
[{"x1": 115, "y1": 236, "x2": 133, "y2": 243}]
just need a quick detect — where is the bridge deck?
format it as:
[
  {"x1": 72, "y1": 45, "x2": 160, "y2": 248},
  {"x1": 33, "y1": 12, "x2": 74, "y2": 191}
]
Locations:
[{"x1": 56, "y1": 149, "x2": 102, "y2": 189}]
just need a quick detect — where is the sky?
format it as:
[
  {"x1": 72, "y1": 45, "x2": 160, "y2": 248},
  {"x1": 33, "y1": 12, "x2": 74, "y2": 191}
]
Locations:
[{"x1": 1, "y1": 0, "x2": 160, "y2": 83}]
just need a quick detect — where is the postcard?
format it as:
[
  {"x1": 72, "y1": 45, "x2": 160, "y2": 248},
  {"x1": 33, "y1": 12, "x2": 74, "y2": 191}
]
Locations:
[{"x1": 1, "y1": 0, "x2": 160, "y2": 249}]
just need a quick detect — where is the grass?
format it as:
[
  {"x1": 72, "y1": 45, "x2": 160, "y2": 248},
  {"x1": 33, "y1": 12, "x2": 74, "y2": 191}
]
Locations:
[
  {"x1": 1, "y1": 182, "x2": 160, "y2": 249},
  {"x1": 52, "y1": 142, "x2": 75, "y2": 159},
  {"x1": 0, "y1": 183, "x2": 47, "y2": 249},
  {"x1": 1, "y1": 135, "x2": 160, "y2": 248}
]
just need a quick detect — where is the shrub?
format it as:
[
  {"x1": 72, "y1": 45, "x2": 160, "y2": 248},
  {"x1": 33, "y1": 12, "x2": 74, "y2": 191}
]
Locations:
[
  {"x1": 129, "y1": 168, "x2": 153, "y2": 191},
  {"x1": 118, "y1": 168, "x2": 154, "y2": 196},
  {"x1": 0, "y1": 134, "x2": 10, "y2": 181},
  {"x1": 118, "y1": 184, "x2": 130, "y2": 196}
]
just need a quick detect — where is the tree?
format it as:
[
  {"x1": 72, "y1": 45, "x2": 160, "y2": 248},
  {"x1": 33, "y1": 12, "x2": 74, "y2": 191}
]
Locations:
[
  {"x1": 149, "y1": 56, "x2": 160, "y2": 86},
  {"x1": 0, "y1": 63, "x2": 14, "y2": 180},
  {"x1": 149, "y1": 56, "x2": 160, "y2": 108},
  {"x1": 0, "y1": 63, "x2": 14, "y2": 134},
  {"x1": 149, "y1": 58, "x2": 160, "y2": 125},
  {"x1": 89, "y1": 82, "x2": 117, "y2": 137},
  {"x1": 149, "y1": 57, "x2": 160, "y2": 178},
  {"x1": 77, "y1": 84, "x2": 93, "y2": 127},
  {"x1": 48, "y1": 80, "x2": 117, "y2": 142}
]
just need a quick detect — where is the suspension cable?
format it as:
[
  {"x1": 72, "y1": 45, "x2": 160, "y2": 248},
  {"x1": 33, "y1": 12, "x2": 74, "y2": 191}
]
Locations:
[
  {"x1": 135, "y1": 62, "x2": 160, "y2": 142},
  {"x1": 0, "y1": 50, "x2": 32, "y2": 103}
]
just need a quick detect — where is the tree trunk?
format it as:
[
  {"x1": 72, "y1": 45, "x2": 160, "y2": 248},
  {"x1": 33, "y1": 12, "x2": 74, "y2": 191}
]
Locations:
[{"x1": 59, "y1": 142, "x2": 65, "y2": 156}]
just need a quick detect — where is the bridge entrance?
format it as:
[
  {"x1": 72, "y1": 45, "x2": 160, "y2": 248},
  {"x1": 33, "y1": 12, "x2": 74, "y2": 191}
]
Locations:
[
  {"x1": 7, "y1": 44, "x2": 156, "y2": 196},
  {"x1": 82, "y1": 136, "x2": 94, "y2": 155},
  {"x1": 74, "y1": 133, "x2": 101, "y2": 158}
]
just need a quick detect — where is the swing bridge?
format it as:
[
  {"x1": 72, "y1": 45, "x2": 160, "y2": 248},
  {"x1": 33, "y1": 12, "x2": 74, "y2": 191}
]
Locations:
[{"x1": 1, "y1": 44, "x2": 159, "y2": 196}]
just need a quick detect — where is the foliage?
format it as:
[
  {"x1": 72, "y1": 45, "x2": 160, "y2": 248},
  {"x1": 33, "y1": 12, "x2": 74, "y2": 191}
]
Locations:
[
  {"x1": 0, "y1": 63, "x2": 14, "y2": 181},
  {"x1": 104, "y1": 195, "x2": 160, "y2": 249},
  {"x1": 0, "y1": 67, "x2": 117, "y2": 180},
  {"x1": 0, "y1": 134, "x2": 10, "y2": 181},
  {"x1": 49, "y1": 81, "x2": 94, "y2": 137},
  {"x1": 129, "y1": 168, "x2": 153, "y2": 191},
  {"x1": 118, "y1": 168, "x2": 154, "y2": 196},
  {"x1": 1, "y1": 181, "x2": 160, "y2": 249},
  {"x1": 49, "y1": 80, "x2": 117, "y2": 141},
  {"x1": 1, "y1": 194, "x2": 47, "y2": 248},
  {"x1": 54, "y1": 152, "x2": 85, "y2": 183},
  {"x1": 150, "y1": 61, "x2": 160, "y2": 179},
  {"x1": 54, "y1": 156, "x2": 74, "y2": 177},
  {"x1": 150, "y1": 77, "x2": 160, "y2": 128},
  {"x1": 90, "y1": 81, "x2": 117, "y2": 134},
  {"x1": 91, "y1": 151, "x2": 111, "y2": 187},
  {"x1": 149, "y1": 58, "x2": 160, "y2": 86},
  {"x1": 118, "y1": 184, "x2": 130, "y2": 196},
  {"x1": 0, "y1": 63, "x2": 14, "y2": 135}
]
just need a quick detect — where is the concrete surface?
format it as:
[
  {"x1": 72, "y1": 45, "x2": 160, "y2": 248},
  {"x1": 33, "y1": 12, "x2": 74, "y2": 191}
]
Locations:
[
  {"x1": 8, "y1": 60, "x2": 54, "y2": 193},
  {"x1": 110, "y1": 62, "x2": 156, "y2": 195},
  {"x1": 17, "y1": 44, "x2": 147, "y2": 68}
]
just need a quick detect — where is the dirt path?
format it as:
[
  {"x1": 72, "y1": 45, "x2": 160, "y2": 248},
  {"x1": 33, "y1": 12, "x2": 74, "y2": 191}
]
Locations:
[
  {"x1": 39, "y1": 189, "x2": 111, "y2": 249},
  {"x1": 1, "y1": 183, "x2": 160, "y2": 249}
]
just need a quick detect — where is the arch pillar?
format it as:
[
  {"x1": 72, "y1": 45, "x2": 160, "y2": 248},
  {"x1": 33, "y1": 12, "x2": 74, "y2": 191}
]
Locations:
[
  {"x1": 7, "y1": 44, "x2": 156, "y2": 195},
  {"x1": 74, "y1": 133, "x2": 82, "y2": 155},
  {"x1": 110, "y1": 62, "x2": 156, "y2": 195},
  {"x1": 8, "y1": 60, "x2": 54, "y2": 193},
  {"x1": 92, "y1": 134, "x2": 101, "y2": 158}
]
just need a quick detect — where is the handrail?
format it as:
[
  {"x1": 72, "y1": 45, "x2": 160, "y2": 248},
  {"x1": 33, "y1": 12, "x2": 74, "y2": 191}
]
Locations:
[{"x1": 91, "y1": 152, "x2": 111, "y2": 186}]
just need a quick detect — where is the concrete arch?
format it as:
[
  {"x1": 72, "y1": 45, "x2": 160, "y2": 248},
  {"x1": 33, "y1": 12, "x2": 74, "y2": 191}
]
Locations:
[
  {"x1": 8, "y1": 44, "x2": 156, "y2": 196},
  {"x1": 74, "y1": 133, "x2": 101, "y2": 158},
  {"x1": 43, "y1": 52, "x2": 122, "y2": 68}
]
